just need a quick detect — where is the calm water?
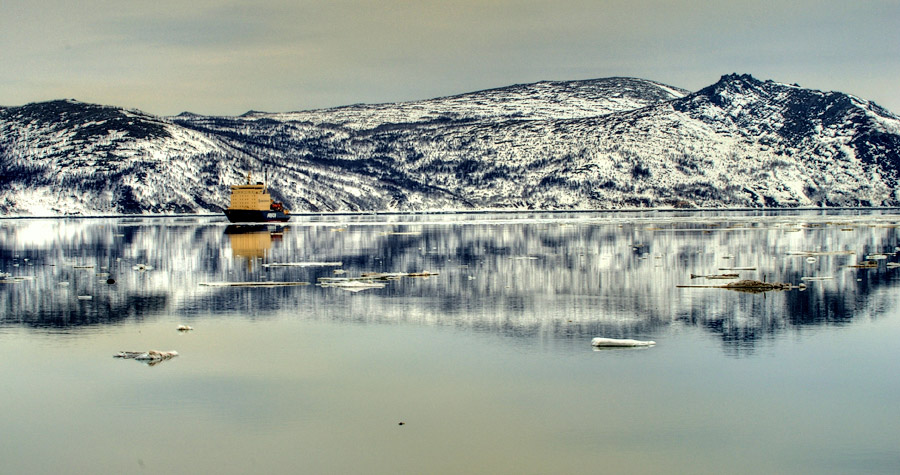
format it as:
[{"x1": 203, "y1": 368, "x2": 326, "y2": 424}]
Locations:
[{"x1": 2, "y1": 211, "x2": 899, "y2": 474}]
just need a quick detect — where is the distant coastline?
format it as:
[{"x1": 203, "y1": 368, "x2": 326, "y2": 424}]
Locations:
[{"x1": 3, "y1": 206, "x2": 900, "y2": 221}]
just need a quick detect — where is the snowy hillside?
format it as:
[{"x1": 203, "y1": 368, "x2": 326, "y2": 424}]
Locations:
[
  {"x1": 249, "y1": 77, "x2": 689, "y2": 130},
  {"x1": 1, "y1": 74, "x2": 899, "y2": 215},
  {"x1": 0, "y1": 100, "x2": 230, "y2": 214}
]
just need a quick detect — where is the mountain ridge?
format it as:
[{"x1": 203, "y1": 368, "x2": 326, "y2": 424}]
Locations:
[{"x1": 1, "y1": 74, "x2": 899, "y2": 215}]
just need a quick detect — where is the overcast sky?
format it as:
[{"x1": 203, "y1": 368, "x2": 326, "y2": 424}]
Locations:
[{"x1": 2, "y1": 0, "x2": 898, "y2": 116}]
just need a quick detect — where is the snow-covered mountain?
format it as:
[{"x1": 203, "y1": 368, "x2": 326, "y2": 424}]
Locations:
[{"x1": 1, "y1": 74, "x2": 898, "y2": 215}]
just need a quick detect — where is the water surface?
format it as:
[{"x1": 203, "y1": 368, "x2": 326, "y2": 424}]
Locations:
[{"x1": 2, "y1": 210, "x2": 899, "y2": 474}]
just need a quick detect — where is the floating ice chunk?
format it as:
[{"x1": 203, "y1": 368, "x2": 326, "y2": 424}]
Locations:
[
  {"x1": 262, "y1": 262, "x2": 342, "y2": 268},
  {"x1": 199, "y1": 281, "x2": 309, "y2": 287},
  {"x1": 115, "y1": 350, "x2": 178, "y2": 365},
  {"x1": 690, "y1": 273, "x2": 738, "y2": 280},
  {"x1": 361, "y1": 272, "x2": 405, "y2": 280},
  {"x1": 320, "y1": 281, "x2": 386, "y2": 292},
  {"x1": 846, "y1": 261, "x2": 878, "y2": 268},
  {"x1": 319, "y1": 271, "x2": 438, "y2": 283},
  {"x1": 591, "y1": 338, "x2": 656, "y2": 347},
  {"x1": 720, "y1": 280, "x2": 793, "y2": 292}
]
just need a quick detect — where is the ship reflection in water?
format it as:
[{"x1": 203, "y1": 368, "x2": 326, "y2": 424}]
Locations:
[{"x1": 224, "y1": 225, "x2": 288, "y2": 270}]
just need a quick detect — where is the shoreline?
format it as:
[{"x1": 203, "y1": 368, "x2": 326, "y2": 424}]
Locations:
[{"x1": 3, "y1": 205, "x2": 900, "y2": 220}]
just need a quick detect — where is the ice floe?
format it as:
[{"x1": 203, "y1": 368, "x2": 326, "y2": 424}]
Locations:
[
  {"x1": 199, "y1": 281, "x2": 310, "y2": 287},
  {"x1": 591, "y1": 338, "x2": 656, "y2": 347},
  {"x1": 114, "y1": 350, "x2": 179, "y2": 366}
]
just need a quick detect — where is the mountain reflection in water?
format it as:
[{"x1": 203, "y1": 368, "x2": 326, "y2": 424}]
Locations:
[{"x1": 1, "y1": 211, "x2": 899, "y2": 354}]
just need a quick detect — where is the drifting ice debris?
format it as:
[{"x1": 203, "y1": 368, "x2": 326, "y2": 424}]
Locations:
[
  {"x1": 262, "y1": 262, "x2": 342, "y2": 268},
  {"x1": 115, "y1": 350, "x2": 178, "y2": 359},
  {"x1": 361, "y1": 272, "x2": 405, "y2": 280},
  {"x1": 690, "y1": 273, "x2": 739, "y2": 280},
  {"x1": 846, "y1": 261, "x2": 878, "y2": 268},
  {"x1": 317, "y1": 270, "x2": 439, "y2": 292},
  {"x1": 177, "y1": 325, "x2": 193, "y2": 332},
  {"x1": 591, "y1": 338, "x2": 656, "y2": 347},
  {"x1": 199, "y1": 281, "x2": 309, "y2": 287},
  {"x1": 677, "y1": 279, "x2": 797, "y2": 293},
  {"x1": 722, "y1": 280, "x2": 793, "y2": 292},
  {"x1": 320, "y1": 280, "x2": 386, "y2": 292},
  {"x1": 114, "y1": 350, "x2": 178, "y2": 366},
  {"x1": 320, "y1": 271, "x2": 439, "y2": 283}
]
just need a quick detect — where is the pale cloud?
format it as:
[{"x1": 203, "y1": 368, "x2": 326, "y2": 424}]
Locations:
[{"x1": 1, "y1": 0, "x2": 898, "y2": 116}]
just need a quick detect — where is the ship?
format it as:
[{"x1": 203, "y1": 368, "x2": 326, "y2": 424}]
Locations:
[{"x1": 224, "y1": 172, "x2": 291, "y2": 223}]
